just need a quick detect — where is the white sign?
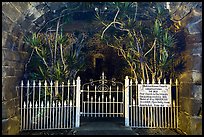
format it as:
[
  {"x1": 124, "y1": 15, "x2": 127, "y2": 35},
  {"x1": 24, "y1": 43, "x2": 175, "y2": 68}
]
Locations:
[{"x1": 138, "y1": 84, "x2": 171, "y2": 107}]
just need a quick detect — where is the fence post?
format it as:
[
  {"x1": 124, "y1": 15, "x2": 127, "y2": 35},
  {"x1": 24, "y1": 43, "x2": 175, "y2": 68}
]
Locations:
[
  {"x1": 75, "y1": 76, "x2": 81, "y2": 127},
  {"x1": 125, "y1": 76, "x2": 129, "y2": 126}
]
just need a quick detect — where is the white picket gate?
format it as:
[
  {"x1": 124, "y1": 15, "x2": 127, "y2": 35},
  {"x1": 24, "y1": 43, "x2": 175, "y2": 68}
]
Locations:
[
  {"x1": 80, "y1": 72, "x2": 124, "y2": 118},
  {"x1": 19, "y1": 73, "x2": 179, "y2": 131}
]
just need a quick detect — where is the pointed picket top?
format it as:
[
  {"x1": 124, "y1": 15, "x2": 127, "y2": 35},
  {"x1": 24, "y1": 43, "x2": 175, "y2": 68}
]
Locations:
[
  {"x1": 62, "y1": 82, "x2": 64, "y2": 87},
  {"x1": 152, "y1": 78, "x2": 155, "y2": 84},
  {"x1": 170, "y1": 79, "x2": 172, "y2": 85},
  {"x1": 73, "y1": 79, "x2": 75, "y2": 85},
  {"x1": 44, "y1": 80, "x2": 47, "y2": 86},
  {"x1": 58, "y1": 101, "x2": 61, "y2": 106},
  {"x1": 47, "y1": 101, "x2": 49, "y2": 107},
  {"x1": 87, "y1": 85, "x2": 89, "y2": 91},
  {"x1": 29, "y1": 102, "x2": 32, "y2": 108},
  {"x1": 21, "y1": 80, "x2": 24, "y2": 87},
  {"x1": 117, "y1": 86, "x2": 119, "y2": 91},
  {"x1": 164, "y1": 78, "x2": 166, "y2": 84},
  {"x1": 141, "y1": 79, "x2": 144, "y2": 84},
  {"x1": 41, "y1": 101, "x2": 44, "y2": 107},
  {"x1": 35, "y1": 102, "x2": 38, "y2": 107},
  {"x1": 27, "y1": 80, "x2": 30, "y2": 87},
  {"x1": 53, "y1": 101, "x2": 55, "y2": 107},
  {"x1": 130, "y1": 79, "x2": 133, "y2": 86},
  {"x1": 99, "y1": 97, "x2": 101, "y2": 102},
  {"x1": 113, "y1": 97, "x2": 115, "y2": 101},
  {"x1": 39, "y1": 80, "x2": 41, "y2": 86},
  {"x1": 33, "y1": 80, "x2": 36, "y2": 86},
  {"x1": 70, "y1": 100, "x2": 72, "y2": 106},
  {"x1": 173, "y1": 100, "x2": 175, "y2": 107},
  {"x1": 23, "y1": 102, "x2": 26, "y2": 108},
  {"x1": 147, "y1": 79, "x2": 149, "y2": 84},
  {"x1": 135, "y1": 78, "x2": 138, "y2": 85},
  {"x1": 95, "y1": 85, "x2": 97, "y2": 91},
  {"x1": 55, "y1": 80, "x2": 58, "y2": 87},
  {"x1": 67, "y1": 80, "x2": 70, "y2": 85},
  {"x1": 50, "y1": 80, "x2": 53, "y2": 86},
  {"x1": 133, "y1": 99, "x2": 135, "y2": 105},
  {"x1": 91, "y1": 96, "x2": 93, "y2": 101},
  {"x1": 176, "y1": 79, "x2": 178, "y2": 86},
  {"x1": 158, "y1": 78, "x2": 161, "y2": 84},
  {"x1": 106, "y1": 96, "x2": 108, "y2": 101},
  {"x1": 64, "y1": 101, "x2": 67, "y2": 106}
]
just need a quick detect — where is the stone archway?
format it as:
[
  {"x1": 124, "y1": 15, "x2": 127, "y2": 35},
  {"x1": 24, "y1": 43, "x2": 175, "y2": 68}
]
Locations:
[{"x1": 2, "y1": 2, "x2": 202, "y2": 135}]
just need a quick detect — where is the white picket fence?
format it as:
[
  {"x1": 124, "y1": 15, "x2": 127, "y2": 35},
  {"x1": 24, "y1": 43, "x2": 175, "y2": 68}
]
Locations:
[
  {"x1": 19, "y1": 74, "x2": 179, "y2": 131},
  {"x1": 125, "y1": 76, "x2": 179, "y2": 128},
  {"x1": 20, "y1": 77, "x2": 80, "y2": 130}
]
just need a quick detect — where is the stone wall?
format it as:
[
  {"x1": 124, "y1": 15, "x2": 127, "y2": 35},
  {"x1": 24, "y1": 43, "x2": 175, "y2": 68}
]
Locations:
[
  {"x1": 169, "y1": 2, "x2": 202, "y2": 135},
  {"x1": 2, "y1": 2, "x2": 202, "y2": 135},
  {"x1": 2, "y1": 2, "x2": 71, "y2": 135}
]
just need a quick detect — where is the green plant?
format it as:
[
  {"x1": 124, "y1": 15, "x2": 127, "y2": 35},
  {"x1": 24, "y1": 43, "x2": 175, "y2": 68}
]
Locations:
[
  {"x1": 96, "y1": 2, "x2": 183, "y2": 81},
  {"x1": 24, "y1": 31, "x2": 88, "y2": 82}
]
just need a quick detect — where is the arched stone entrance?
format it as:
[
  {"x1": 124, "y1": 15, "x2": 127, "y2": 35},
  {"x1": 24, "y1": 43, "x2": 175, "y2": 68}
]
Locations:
[{"x1": 2, "y1": 2, "x2": 202, "y2": 135}]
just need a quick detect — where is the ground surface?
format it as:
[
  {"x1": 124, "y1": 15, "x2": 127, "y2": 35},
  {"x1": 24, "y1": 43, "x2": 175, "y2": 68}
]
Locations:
[{"x1": 19, "y1": 117, "x2": 181, "y2": 135}]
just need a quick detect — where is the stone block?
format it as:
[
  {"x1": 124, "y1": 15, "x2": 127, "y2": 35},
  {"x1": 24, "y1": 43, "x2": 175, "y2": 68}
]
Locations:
[
  {"x1": 10, "y1": 25, "x2": 27, "y2": 52},
  {"x1": 186, "y1": 18, "x2": 202, "y2": 35},
  {"x1": 28, "y1": 25, "x2": 41, "y2": 33},
  {"x1": 43, "y1": 11, "x2": 55, "y2": 21},
  {"x1": 2, "y1": 31, "x2": 8, "y2": 48},
  {"x1": 29, "y1": 2, "x2": 41, "y2": 7},
  {"x1": 34, "y1": 2, "x2": 49, "y2": 13},
  {"x1": 191, "y1": 85, "x2": 202, "y2": 100},
  {"x1": 191, "y1": 71, "x2": 202, "y2": 84},
  {"x1": 46, "y1": 2, "x2": 64, "y2": 11},
  {"x1": 2, "y1": 119, "x2": 9, "y2": 135},
  {"x1": 2, "y1": 12, "x2": 14, "y2": 33},
  {"x1": 2, "y1": 49, "x2": 20, "y2": 61},
  {"x1": 182, "y1": 54, "x2": 202, "y2": 73},
  {"x1": 2, "y1": 49, "x2": 29, "y2": 63},
  {"x1": 25, "y1": 6, "x2": 43, "y2": 22},
  {"x1": 190, "y1": 116, "x2": 202, "y2": 135},
  {"x1": 35, "y1": 2, "x2": 46, "y2": 10},
  {"x1": 191, "y1": 55, "x2": 202, "y2": 71},
  {"x1": 185, "y1": 33, "x2": 202, "y2": 44},
  {"x1": 191, "y1": 43, "x2": 202, "y2": 56},
  {"x1": 2, "y1": 76, "x2": 18, "y2": 98},
  {"x1": 2, "y1": 116, "x2": 20, "y2": 135},
  {"x1": 178, "y1": 111, "x2": 191, "y2": 134},
  {"x1": 179, "y1": 113, "x2": 202, "y2": 135},
  {"x1": 11, "y1": 24, "x2": 25, "y2": 39},
  {"x1": 2, "y1": 66, "x2": 15, "y2": 77},
  {"x1": 6, "y1": 99, "x2": 20, "y2": 118},
  {"x1": 3, "y1": 60, "x2": 25, "y2": 70},
  {"x1": 179, "y1": 97, "x2": 190, "y2": 114},
  {"x1": 179, "y1": 82, "x2": 192, "y2": 98},
  {"x1": 2, "y1": 2, "x2": 22, "y2": 22},
  {"x1": 4, "y1": 34, "x2": 20, "y2": 51},
  {"x1": 33, "y1": 14, "x2": 46, "y2": 28},
  {"x1": 180, "y1": 97, "x2": 202, "y2": 116},
  {"x1": 19, "y1": 52, "x2": 29, "y2": 63},
  {"x1": 21, "y1": 22, "x2": 37, "y2": 36},
  {"x1": 2, "y1": 103, "x2": 8, "y2": 119},
  {"x1": 14, "y1": 70, "x2": 24, "y2": 82},
  {"x1": 2, "y1": 85, "x2": 14, "y2": 105},
  {"x1": 10, "y1": 2, "x2": 30, "y2": 14}
]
